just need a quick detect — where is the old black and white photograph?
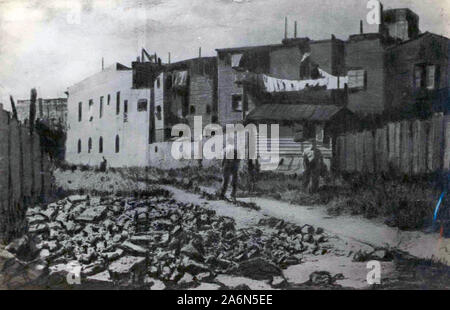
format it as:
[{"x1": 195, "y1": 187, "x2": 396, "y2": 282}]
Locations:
[{"x1": 0, "y1": 0, "x2": 449, "y2": 294}]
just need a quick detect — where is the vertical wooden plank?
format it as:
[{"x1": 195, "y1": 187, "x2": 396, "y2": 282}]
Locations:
[
  {"x1": 387, "y1": 123, "x2": 395, "y2": 166},
  {"x1": 0, "y1": 108, "x2": 10, "y2": 239},
  {"x1": 9, "y1": 119, "x2": 22, "y2": 211},
  {"x1": 400, "y1": 120, "x2": 412, "y2": 174},
  {"x1": 412, "y1": 120, "x2": 420, "y2": 174},
  {"x1": 380, "y1": 126, "x2": 388, "y2": 172},
  {"x1": 418, "y1": 119, "x2": 427, "y2": 173},
  {"x1": 364, "y1": 131, "x2": 374, "y2": 173},
  {"x1": 375, "y1": 128, "x2": 385, "y2": 173},
  {"x1": 444, "y1": 115, "x2": 450, "y2": 170},
  {"x1": 346, "y1": 134, "x2": 355, "y2": 172},
  {"x1": 355, "y1": 132, "x2": 364, "y2": 172},
  {"x1": 393, "y1": 122, "x2": 401, "y2": 170},
  {"x1": 427, "y1": 118, "x2": 435, "y2": 172},
  {"x1": 33, "y1": 132, "x2": 42, "y2": 198},
  {"x1": 341, "y1": 135, "x2": 347, "y2": 172},
  {"x1": 337, "y1": 135, "x2": 345, "y2": 171},
  {"x1": 21, "y1": 127, "x2": 32, "y2": 199},
  {"x1": 433, "y1": 113, "x2": 444, "y2": 171}
]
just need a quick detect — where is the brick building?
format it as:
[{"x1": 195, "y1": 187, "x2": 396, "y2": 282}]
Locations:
[{"x1": 216, "y1": 7, "x2": 449, "y2": 121}]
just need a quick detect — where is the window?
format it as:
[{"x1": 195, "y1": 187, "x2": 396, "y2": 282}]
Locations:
[
  {"x1": 157, "y1": 78, "x2": 161, "y2": 88},
  {"x1": 232, "y1": 94, "x2": 243, "y2": 112},
  {"x1": 156, "y1": 105, "x2": 162, "y2": 120},
  {"x1": 206, "y1": 104, "x2": 211, "y2": 115},
  {"x1": 88, "y1": 99, "x2": 94, "y2": 122},
  {"x1": 107, "y1": 94, "x2": 111, "y2": 105},
  {"x1": 99, "y1": 137, "x2": 103, "y2": 153},
  {"x1": 137, "y1": 99, "x2": 148, "y2": 112},
  {"x1": 115, "y1": 135, "x2": 120, "y2": 153},
  {"x1": 124, "y1": 100, "x2": 128, "y2": 122},
  {"x1": 348, "y1": 69, "x2": 366, "y2": 89},
  {"x1": 78, "y1": 102, "x2": 82, "y2": 122},
  {"x1": 88, "y1": 138, "x2": 92, "y2": 153},
  {"x1": 116, "y1": 91, "x2": 120, "y2": 115},
  {"x1": 414, "y1": 64, "x2": 439, "y2": 90},
  {"x1": 77, "y1": 139, "x2": 82, "y2": 153},
  {"x1": 190, "y1": 105, "x2": 196, "y2": 114},
  {"x1": 414, "y1": 65, "x2": 424, "y2": 88},
  {"x1": 99, "y1": 96, "x2": 104, "y2": 118}
]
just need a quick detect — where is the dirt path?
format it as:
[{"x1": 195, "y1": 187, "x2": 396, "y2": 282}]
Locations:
[
  {"x1": 162, "y1": 185, "x2": 403, "y2": 288},
  {"x1": 190, "y1": 185, "x2": 447, "y2": 262}
]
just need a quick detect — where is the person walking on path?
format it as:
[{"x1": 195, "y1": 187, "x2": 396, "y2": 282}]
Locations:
[
  {"x1": 220, "y1": 139, "x2": 241, "y2": 202},
  {"x1": 302, "y1": 139, "x2": 326, "y2": 193}
]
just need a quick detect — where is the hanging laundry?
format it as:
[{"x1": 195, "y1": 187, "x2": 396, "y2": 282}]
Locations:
[
  {"x1": 257, "y1": 68, "x2": 348, "y2": 93},
  {"x1": 300, "y1": 52, "x2": 311, "y2": 63}
]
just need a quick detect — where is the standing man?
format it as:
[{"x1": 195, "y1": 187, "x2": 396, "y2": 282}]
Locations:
[
  {"x1": 302, "y1": 139, "x2": 325, "y2": 193},
  {"x1": 220, "y1": 137, "x2": 240, "y2": 202}
]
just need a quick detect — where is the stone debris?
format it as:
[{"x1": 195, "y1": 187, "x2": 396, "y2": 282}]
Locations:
[
  {"x1": 352, "y1": 248, "x2": 394, "y2": 262},
  {"x1": 1, "y1": 190, "x2": 332, "y2": 289}
]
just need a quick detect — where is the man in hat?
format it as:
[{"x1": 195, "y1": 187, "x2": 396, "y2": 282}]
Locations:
[{"x1": 302, "y1": 139, "x2": 326, "y2": 193}]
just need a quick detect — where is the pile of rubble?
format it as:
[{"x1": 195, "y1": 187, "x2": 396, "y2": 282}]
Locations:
[{"x1": 1, "y1": 192, "x2": 331, "y2": 289}]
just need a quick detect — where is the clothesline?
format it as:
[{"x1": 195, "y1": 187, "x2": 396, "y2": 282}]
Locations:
[{"x1": 251, "y1": 69, "x2": 348, "y2": 93}]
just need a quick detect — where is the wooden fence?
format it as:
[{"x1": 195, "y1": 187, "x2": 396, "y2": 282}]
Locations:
[
  {"x1": 0, "y1": 104, "x2": 52, "y2": 241},
  {"x1": 336, "y1": 113, "x2": 450, "y2": 174}
]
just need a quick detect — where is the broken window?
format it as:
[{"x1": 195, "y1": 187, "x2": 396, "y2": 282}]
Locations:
[
  {"x1": 137, "y1": 99, "x2": 148, "y2": 112},
  {"x1": 116, "y1": 91, "x2": 120, "y2": 115},
  {"x1": 124, "y1": 100, "x2": 128, "y2": 122},
  {"x1": 348, "y1": 69, "x2": 366, "y2": 89},
  {"x1": 99, "y1": 137, "x2": 103, "y2": 154},
  {"x1": 115, "y1": 135, "x2": 120, "y2": 153},
  {"x1": 78, "y1": 102, "x2": 82, "y2": 122},
  {"x1": 232, "y1": 94, "x2": 243, "y2": 112}
]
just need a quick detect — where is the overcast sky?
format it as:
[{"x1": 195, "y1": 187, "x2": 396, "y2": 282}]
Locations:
[{"x1": 0, "y1": 0, "x2": 448, "y2": 107}]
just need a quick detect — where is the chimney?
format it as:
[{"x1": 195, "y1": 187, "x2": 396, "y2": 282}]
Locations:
[
  {"x1": 284, "y1": 17, "x2": 288, "y2": 39},
  {"x1": 199, "y1": 47, "x2": 202, "y2": 58},
  {"x1": 102, "y1": 57, "x2": 104, "y2": 70},
  {"x1": 168, "y1": 52, "x2": 171, "y2": 64},
  {"x1": 136, "y1": 56, "x2": 140, "y2": 62},
  {"x1": 360, "y1": 20, "x2": 364, "y2": 34},
  {"x1": 294, "y1": 21, "x2": 297, "y2": 38}
]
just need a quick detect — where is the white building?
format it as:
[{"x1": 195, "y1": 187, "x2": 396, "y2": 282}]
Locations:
[{"x1": 66, "y1": 63, "x2": 153, "y2": 167}]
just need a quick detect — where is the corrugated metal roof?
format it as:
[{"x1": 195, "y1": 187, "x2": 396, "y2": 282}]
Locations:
[{"x1": 246, "y1": 104, "x2": 345, "y2": 122}]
